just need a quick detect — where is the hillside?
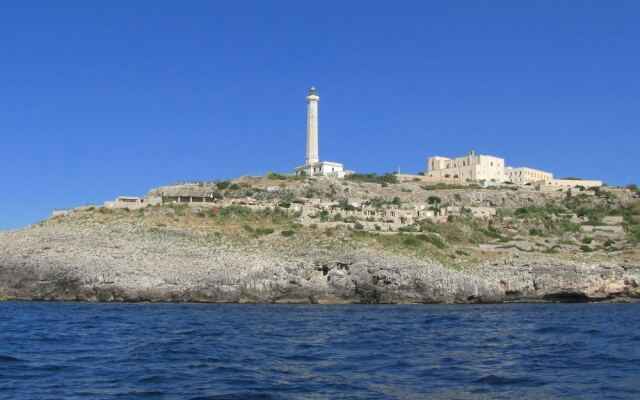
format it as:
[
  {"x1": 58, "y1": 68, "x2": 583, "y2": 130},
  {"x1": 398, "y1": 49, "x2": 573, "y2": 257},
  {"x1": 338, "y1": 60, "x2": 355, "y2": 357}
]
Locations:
[{"x1": 1, "y1": 174, "x2": 639, "y2": 303}]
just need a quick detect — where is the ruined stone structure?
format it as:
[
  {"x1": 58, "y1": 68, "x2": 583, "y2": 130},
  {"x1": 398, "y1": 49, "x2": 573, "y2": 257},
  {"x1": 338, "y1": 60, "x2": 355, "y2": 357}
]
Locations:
[{"x1": 104, "y1": 196, "x2": 160, "y2": 210}]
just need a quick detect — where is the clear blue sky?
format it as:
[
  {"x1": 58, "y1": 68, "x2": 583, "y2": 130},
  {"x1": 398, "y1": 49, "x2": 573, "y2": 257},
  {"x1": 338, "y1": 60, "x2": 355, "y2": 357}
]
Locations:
[{"x1": 1, "y1": 1, "x2": 639, "y2": 230}]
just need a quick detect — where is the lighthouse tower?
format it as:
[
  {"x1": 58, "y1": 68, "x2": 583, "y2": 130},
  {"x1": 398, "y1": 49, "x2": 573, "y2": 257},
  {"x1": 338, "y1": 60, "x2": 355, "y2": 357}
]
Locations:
[
  {"x1": 305, "y1": 87, "x2": 320, "y2": 164},
  {"x1": 294, "y1": 87, "x2": 350, "y2": 178}
]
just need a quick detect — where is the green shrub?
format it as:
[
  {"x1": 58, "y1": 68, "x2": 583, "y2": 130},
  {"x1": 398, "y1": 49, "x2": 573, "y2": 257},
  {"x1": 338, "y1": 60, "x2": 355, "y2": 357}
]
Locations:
[
  {"x1": 303, "y1": 188, "x2": 321, "y2": 198},
  {"x1": 354, "y1": 222, "x2": 364, "y2": 230},
  {"x1": 219, "y1": 205, "x2": 252, "y2": 219},
  {"x1": 579, "y1": 245, "x2": 592, "y2": 252},
  {"x1": 210, "y1": 190, "x2": 223, "y2": 200},
  {"x1": 581, "y1": 237, "x2": 593, "y2": 244},
  {"x1": 396, "y1": 224, "x2": 415, "y2": 233},
  {"x1": 421, "y1": 183, "x2": 480, "y2": 191},
  {"x1": 337, "y1": 200, "x2": 356, "y2": 211},
  {"x1": 418, "y1": 234, "x2": 446, "y2": 249},
  {"x1": 344, "y1": 173, "x2": 398, "y2": 185},
  {"x1": 529, "y1": 228, "x2": 543, "y2": 236},
  {"x1": 242, "y1": 224, "x2": 254, "y2": 233},
  {"x1": 254, "y1": 228, "x2": 274, "y2": 236},
  {"x1": 229, "y1": 183, "x2": 241, "y2": 190},
  {"x1": 281, "y1": 230, "x2": 295, "y2": 237},
  {"x1": 216, "y1": 180, "x2": 231, "y2": 190},
  {"x1": 370, "y1": 197, "x2": 387, "y2": 209},
  {"x1": 427, "y1": 196, "x2": 441, "y2": 205},
  {"x1": 266, "y1": 172, "x2": 288, "y2": 180},
  {"x1": 403, "y1": 237, "x2": 422, "y2": 247},
  {"x1": 315, "y1": 209, "x2": 330, "y2": 222},
  {"x1": 171, "y1": 204, "x2": 188, "y2": 216},
  {"x1": 627, "y1": 225, "x2": 640, "y2": 242},
  {"x1": 482, "y1": 225, "x2": 503, "y2": 239}
]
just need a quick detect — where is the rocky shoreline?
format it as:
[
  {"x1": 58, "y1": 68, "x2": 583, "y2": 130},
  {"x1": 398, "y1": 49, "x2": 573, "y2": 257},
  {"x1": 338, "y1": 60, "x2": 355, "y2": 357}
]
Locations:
[{"x1": 1, "y1": 222, "x2": 639, "y2": 304}]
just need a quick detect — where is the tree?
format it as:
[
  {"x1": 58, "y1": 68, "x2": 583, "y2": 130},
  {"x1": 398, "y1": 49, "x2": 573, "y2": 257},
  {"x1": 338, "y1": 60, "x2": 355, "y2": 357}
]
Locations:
[
  {"x1": 209, "y1": 190, "x2": 223, "y2": 200},
  {"x1": 216, "y1": 180, "x2": 231, "y2": 190},
  {"x1": 427, "y1": 196, "x2": 441, "y2": 205}
]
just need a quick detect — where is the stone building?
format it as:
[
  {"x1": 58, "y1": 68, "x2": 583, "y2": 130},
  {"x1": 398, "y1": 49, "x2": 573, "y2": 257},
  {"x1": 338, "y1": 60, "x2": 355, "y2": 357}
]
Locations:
[
  {"x1": 538, "y1": 179, "x2": 603, "y2": 191},
  {"x1": 294, "y1": 87, "x2": 352, "y2": 178},
  {"x1": 426, "y1": 150, "x2": 506, "y2": 183},
  {"x1": 506, "y1": 167, "x2": 553, "y2": 184},
  {"x1": 425, "y1": 150, "x2": 601, "y2": 190}
]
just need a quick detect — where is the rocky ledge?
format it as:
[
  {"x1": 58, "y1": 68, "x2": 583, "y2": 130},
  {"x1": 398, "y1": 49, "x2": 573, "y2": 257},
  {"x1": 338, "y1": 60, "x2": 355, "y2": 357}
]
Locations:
[{"x1": 1, "y1": 220, "x2": 638, "y2": 304}]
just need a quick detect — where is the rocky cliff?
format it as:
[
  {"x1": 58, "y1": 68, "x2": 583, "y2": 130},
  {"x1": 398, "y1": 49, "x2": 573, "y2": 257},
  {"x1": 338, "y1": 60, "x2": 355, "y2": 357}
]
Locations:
[
  {"x1": 2, "y1": 177, "x2": 640, "y2": 303},
  {"x1": 1, "y1": 211, "x2": 638, "y2": 303}
]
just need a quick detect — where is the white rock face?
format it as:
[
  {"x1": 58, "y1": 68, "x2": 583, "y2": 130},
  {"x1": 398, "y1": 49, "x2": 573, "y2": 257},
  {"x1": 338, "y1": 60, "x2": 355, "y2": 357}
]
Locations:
[{"x1": 0, "y1": 221, "x2": 638, "y2": 303}]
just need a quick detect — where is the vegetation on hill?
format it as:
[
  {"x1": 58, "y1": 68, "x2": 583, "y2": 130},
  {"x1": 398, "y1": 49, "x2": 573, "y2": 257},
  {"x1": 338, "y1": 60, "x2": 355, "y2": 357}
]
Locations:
[
  {"x1": 49, "y1": 175, "x2": 640, "y2": 269},
  {"x1": 344, "y1": 173, "x2": 398, "y2": 186}
]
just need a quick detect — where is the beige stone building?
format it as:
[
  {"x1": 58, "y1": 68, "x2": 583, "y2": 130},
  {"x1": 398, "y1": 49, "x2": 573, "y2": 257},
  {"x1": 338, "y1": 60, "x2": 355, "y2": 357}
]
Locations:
[
  {"x1": 538, "y1": 179, "x2": 603, "y2": 191},
  {"x1": 506, "y1": 167, "x2": 553, "y2": 184},
  {"x1": 426, "y1": 150, "x2": 506, "y2": 183},
  {"x1": 425, "y1": 150, "x2": 602, "y2": 191}
]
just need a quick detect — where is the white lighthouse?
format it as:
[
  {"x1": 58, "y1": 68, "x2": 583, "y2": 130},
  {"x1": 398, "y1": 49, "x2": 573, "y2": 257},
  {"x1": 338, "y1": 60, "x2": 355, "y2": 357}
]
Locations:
[
  {"x1": 295, "y1": 87, "x2": 350, "y2": 178},
  {"x1": 305, "y1": 87, "x2": 319, "y2": 164}
]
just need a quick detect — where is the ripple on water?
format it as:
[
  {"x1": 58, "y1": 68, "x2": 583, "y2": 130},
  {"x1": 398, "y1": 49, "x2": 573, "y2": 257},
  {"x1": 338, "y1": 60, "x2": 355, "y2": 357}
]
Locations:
[
  {"x1": 472, "y1": 374, "x2": 539, "y2": 386},
  {"x1": 0, "y1": 302, "x2": 639, "y2": 398},
  {"x1": 0, "y1": 354, "x2": 23, "y2": 363}
]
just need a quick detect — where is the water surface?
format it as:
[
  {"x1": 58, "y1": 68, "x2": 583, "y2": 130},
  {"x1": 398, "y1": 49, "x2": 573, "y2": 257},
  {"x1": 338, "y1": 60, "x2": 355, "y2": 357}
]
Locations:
[{"x1": 0, "y1": 302, "x2": 638, "y2": 399}]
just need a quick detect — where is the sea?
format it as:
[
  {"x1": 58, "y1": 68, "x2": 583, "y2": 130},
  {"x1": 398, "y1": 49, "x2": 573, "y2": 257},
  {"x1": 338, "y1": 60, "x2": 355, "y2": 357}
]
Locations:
[{"x1": 0, "y1": 302, "x2": 638, "y2": 399}]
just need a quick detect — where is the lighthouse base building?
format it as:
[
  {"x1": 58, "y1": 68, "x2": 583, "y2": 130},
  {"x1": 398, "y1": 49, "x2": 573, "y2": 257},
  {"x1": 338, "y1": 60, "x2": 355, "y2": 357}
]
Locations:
[
  {"x1": 294, "y1": 87, "x2": 351, "y2": 178},
  {"x1": 294, "y1": 160, "x2": 348, "y2": 178}
]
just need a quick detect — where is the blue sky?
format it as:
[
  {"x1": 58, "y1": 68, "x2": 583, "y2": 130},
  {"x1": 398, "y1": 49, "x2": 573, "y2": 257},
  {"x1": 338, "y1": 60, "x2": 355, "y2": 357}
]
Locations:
[{"x1": 1, "y1": 1, "x2": 639, "y2": 230}]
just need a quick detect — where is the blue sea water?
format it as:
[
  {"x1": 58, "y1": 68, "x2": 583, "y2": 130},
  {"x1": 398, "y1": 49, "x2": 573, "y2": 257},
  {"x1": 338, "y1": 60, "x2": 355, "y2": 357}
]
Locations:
[{"x1": 0, "y1": 303, "x2": 639, "y2": 399}]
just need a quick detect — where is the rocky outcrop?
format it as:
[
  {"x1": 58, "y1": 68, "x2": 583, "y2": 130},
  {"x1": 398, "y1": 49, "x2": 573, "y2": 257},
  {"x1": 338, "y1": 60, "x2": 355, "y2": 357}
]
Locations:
[{"x1": 1, "y1": 221, "x2": 638, "y2": 303}]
